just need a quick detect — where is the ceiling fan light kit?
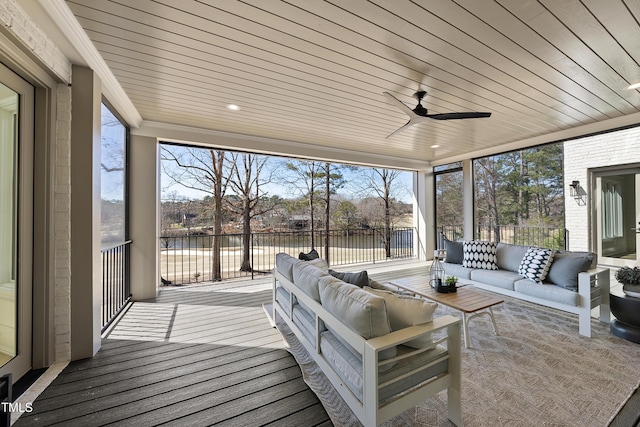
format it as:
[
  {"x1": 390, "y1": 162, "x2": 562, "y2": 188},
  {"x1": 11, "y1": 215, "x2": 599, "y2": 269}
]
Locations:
[{"x1": 384, "y1": 90, "x2": 492, "y2": 138}]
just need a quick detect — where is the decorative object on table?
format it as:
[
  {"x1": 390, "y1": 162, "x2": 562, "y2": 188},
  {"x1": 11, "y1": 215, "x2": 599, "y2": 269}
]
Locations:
[
  {"x1": 615, "y1": 266, "x2": 640, "y2": 298},
  {"x1": 429, "y1": 249, "x2": 446, "y2": 289},
  {"x1": 435, "y1": 274, "x2": 458, "y2": 293}
]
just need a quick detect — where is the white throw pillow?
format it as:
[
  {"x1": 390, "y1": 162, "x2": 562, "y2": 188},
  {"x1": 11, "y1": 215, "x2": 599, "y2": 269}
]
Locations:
[
  {"x1": 364, "y1": 286, "x2": 438, "y2": 349},
  {"x1": 462, "y1": 240, "x2": 499, "y2": 270},
  {"x1": 518, "y1": 247, "x2": 555, "y2": 284}
]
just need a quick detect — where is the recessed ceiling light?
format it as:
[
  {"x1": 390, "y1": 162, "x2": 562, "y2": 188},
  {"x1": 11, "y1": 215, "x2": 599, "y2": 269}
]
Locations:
[
  {"x1": 430, "y1": 144, "x2": 440, "y2": 149},
  {"x1": 627, "y1": 82, "x2": 640, "y2": 90},
  {"x1": 226, "y1": 104, "x2": 241, "y2": 111}
]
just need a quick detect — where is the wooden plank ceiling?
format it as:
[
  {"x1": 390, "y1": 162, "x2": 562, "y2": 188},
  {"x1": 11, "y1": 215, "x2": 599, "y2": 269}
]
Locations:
[{"x1": 64, "y1": 0, "x2": 640, "y2": 164}]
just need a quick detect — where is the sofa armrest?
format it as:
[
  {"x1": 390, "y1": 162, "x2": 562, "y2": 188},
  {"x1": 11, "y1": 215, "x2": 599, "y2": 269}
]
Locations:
[
  {"x1": 577, "y1": 267, "x2": 610, "y2": 336},
  {"x1": 578, "y1": 267, "x2": 610, "y2": 296},
  {"x1": 362, "y1": 315, "x2": 462, "y2": 426},
  {"x1": 365, "y1": 315, "x2": 460, "y2": 352}
]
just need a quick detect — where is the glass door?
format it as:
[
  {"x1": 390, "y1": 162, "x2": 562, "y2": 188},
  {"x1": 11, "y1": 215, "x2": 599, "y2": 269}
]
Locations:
[
  {"x1": 596, "y1": 169, "x2": 640, "y2": 267},
  {"x1": 0, "y1": 64, "x2": 34, "y2": 382}
]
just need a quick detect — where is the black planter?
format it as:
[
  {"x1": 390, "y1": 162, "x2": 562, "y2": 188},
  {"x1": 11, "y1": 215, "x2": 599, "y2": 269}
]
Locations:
[{"x1": 610, "y1": 290, "x2": 640, "y2": 344}]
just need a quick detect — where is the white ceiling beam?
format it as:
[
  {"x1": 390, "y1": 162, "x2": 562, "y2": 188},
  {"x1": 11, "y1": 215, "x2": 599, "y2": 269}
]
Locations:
[
  {"x1": 37, "y1": 0, "x2": 142, "y2": 127},
  {"x1": 133, "y1": 121, "x2": 431, "y2": 171}
]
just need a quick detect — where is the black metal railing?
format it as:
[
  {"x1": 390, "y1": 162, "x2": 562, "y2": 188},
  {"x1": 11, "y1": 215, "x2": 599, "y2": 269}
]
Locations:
[
  {"x1": 101, "y1": 240, "x2": 132, "y2": 331},
  {"x1": 439, "y1": 224, "x2": 567, "y2": 249},
  {"x1": 160, "y1": 227, "x2": 415, "y2": 285}
]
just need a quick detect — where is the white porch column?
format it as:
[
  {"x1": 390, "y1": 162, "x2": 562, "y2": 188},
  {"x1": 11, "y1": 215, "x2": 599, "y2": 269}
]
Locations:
[
  {"x1": 462, "y1": 159, "x2": 474, "y2": 240},
  {"x1": 70, "y1": 65, "x2": 102, "y2": 360},
  {"x1": 129, "y1": 134, "x2": 160, "y2": 300},
  {"x1": 414, "y1": 168, "x2": 435, "y2": 260}
]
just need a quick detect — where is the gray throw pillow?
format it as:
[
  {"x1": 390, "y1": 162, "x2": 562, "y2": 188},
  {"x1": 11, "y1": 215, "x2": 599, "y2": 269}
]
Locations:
[
  {"x1": 547, "y1": 252, "x2": 594, "y2": 290},
  {"x1": 496, "y1": 243, "x2": 530, "y2": 272},
  {"x1": 299, "y1": 249, "x2": 320, "y2": 261},
  {"x1": 443, "y1": 238, "x2": 464, "y2": 264},
  {"x1": 329, "y1": 269, "x2": 369, "y2": 288}
]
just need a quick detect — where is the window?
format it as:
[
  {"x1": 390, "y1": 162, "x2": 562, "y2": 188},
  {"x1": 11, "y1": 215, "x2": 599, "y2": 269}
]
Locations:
[
  {"x1": 100, "y1": 103, "x2": 128, "y2": 247},
  {"x1": 435, "y1": 162, "x2": 463, "y2": 240},
  {"x1": 602, "y1": 181, "x2": 623, "y2": 239}
]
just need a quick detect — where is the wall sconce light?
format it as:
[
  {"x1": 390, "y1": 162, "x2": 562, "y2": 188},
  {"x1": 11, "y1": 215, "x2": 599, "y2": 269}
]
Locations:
[
  {"x1": 569, "y1": 180, "x2": 579, "y2": 197},
  {"x1": 569, "y1": 180, "x2": 586, "y2": 205}
]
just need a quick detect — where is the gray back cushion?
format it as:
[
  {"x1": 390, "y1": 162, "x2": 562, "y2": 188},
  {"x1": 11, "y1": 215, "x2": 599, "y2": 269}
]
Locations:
[
  {"x1": 318, "y1": 276, "x2": 392, "y2": 340},
  {"x1": 292, "y1": 261, "x2": 326, "y2": 304},
  {"x1": 275, "y1": 252, "x2": 298, "y2": 282},
  {"x1": 547, "y1": 252, "x2": 594, "y2": 290},
  {"x1": 444, "y1": 238, "x2": 464, "y2": 264},
  {"x1": 496, "y1": 243, "x2": 530, "y2": 272}
]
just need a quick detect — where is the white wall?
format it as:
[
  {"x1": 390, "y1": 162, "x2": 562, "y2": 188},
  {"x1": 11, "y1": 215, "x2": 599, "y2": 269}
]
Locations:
[{"x1": 564, "y1": 125, "x2": 640, "y2": 252}]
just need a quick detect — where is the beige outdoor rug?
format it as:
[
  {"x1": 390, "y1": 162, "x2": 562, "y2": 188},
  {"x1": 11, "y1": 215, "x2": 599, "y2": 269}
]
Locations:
[{"x1": 269, "y1": 293, "x2": 640, "y2": 427}]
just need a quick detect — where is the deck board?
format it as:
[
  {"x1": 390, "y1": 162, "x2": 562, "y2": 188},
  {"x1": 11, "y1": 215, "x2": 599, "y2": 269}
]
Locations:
[{"x1": 16, "y1": 259, "x2": 427, "y2": 426}]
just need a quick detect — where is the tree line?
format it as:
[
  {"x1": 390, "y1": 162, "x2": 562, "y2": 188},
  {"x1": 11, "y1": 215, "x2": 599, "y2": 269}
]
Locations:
[
  {"x1": 436, "y1": 143, "x2": 565, "y2": 244},
  {"x1": 160, "y1": 145, "x2": 411, "y2": 279}
]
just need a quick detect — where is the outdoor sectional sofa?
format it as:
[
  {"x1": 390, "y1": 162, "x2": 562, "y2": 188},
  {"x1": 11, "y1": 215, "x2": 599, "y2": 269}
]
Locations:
[
  {"x1": 272, "y1": 252, "x2": 462, "y2": 426},
  {"x1": 440, "y1": 238, "x2": 610, "y2": 337}
]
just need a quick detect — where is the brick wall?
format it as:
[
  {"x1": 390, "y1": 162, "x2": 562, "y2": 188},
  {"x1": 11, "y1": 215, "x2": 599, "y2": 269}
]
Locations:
[
  {"x1": 0, "y1": 0, "x2": 71, "y2": 83},
  {"x1": 564, "y1": 126, "x2": 640, "y2": 252},
  {"x1": 2, "y1": 0, "x2": 74, "y2": 362},
  {"x1": 54, "y1": 84, "x2": 72, "y2": 362}
]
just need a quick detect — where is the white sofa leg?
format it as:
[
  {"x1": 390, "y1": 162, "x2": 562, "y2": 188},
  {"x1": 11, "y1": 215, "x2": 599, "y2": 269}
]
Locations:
[
  {"x1": 598, "y1": 269, "x2": 611, "y2": 324},
  {"x1": 578, "y1": 309, "x2": 591, "y2": 337},
  {"x1": 447, "y1": 321, "x2": 463, "y2": 426}
]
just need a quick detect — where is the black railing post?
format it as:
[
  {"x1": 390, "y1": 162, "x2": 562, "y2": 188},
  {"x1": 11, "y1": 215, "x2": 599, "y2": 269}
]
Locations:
[{"x1": 101, "y1": 240, "x2": 132, "y2": 332}]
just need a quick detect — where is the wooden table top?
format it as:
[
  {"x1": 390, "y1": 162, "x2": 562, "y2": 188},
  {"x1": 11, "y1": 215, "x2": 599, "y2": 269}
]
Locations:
[{"x1": 388, "y1": 275, "x2": 504, "y2": 313}]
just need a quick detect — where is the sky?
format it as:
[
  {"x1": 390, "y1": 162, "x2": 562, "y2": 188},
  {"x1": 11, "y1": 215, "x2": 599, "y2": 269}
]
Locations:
[{"x1": 160, "y1": 147, "x2": 414, "y2": 204}]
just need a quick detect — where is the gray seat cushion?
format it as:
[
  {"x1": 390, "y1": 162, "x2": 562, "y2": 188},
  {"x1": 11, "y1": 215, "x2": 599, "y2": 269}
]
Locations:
[
  {"x1": 470, "y1": 269, "x2": 521, "y2": 290},
  {"x1": 275, "y1": 285, "x2": 293, "y2": 313},
  {"x1": 496, "y1": 243, "x2": 530, "y2": 272},
  {"x1": 292, "y1": 303, "x2": 323, "y2": 344},
  {"x1": 514, "y1": 279, "x2": 579, "y2": 306},
  {"x1": 319, "y1": 330, "x2": 449, "y2": 403}
]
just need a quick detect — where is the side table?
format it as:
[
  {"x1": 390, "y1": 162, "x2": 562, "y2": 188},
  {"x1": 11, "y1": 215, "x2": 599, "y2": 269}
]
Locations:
[{"x1": 610, "y1": 289, "x2": 640, "y2": 344}]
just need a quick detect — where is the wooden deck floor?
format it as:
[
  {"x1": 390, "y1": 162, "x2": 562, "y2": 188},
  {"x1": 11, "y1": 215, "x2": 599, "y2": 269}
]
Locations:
[{"x1": 15, "y1": 259, "x2": 427, "y2": 427}]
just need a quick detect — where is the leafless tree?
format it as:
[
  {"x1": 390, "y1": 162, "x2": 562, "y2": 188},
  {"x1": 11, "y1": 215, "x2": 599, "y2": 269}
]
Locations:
[
  {"x1": 283, "y1": 160, "x2": 324, "y2": 249},
  {"x1": 226, "y1": 152, "x2": 277, "y2": 272},
  {"x1": 161, "y1": 145, "x2": 228, "y2": 281},
  {"x1": 359, "y1": 168, "x2": 405, "y2": 258}
]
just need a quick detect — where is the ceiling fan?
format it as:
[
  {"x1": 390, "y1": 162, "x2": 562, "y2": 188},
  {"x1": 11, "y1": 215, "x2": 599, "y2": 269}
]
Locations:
[{"x1": 383, "y1": 90, "x2": 491, "y2": 138}]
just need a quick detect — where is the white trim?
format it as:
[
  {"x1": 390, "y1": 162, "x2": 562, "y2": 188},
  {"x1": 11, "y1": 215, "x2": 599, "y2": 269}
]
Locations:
[
  {"x1": 433, "y1": 111, "x2": 640, "y2": 166},
  {"x1": 37, "y1": 0, "x2": 142, "y2": 127},
  {"x1": 11, "y1": 361, "x2": 69, "y2": 425},
  {"x1": 134, "y1": 120, "x2": 430, "y2": 171}
]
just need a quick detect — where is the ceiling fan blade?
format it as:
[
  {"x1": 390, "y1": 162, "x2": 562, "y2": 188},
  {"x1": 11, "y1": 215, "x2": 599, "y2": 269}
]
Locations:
[
  {"x1": 427, "y1": 112, "x2": 492, "y2": 120},
  {"x1": 386, "y1": 120, "x2": 414, "y2": 138},
  {"x1": 383, "y1": 92, "x2": 418, "y2": 118},
  {"x1": 385, "y1": 116, "x2": 429, "y2": 138}
]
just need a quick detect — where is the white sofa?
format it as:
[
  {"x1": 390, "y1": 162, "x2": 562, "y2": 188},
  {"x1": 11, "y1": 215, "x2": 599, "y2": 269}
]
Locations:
[
  {"x1": 272, "y1": 253, "x2": 463, "y2": 426},
  {"x1": 441, "y1": 239, "x2": 610, "y2": 337}
]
